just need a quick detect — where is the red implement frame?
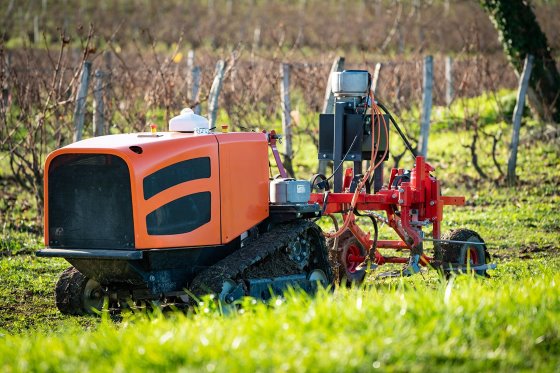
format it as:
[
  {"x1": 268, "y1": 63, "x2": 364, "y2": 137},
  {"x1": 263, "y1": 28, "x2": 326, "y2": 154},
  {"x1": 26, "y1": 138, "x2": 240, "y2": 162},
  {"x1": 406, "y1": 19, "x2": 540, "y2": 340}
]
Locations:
[{"x1": 308, "y1": 156, "x2": 465, "y2": 267}]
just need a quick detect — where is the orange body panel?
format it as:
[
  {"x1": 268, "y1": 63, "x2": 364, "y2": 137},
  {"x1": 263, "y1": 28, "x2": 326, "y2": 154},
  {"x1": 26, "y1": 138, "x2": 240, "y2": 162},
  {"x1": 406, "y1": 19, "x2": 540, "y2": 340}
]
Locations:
[
  {"x1": 44, "y1": 132, "x2": 222, "y2": 249},
  {"x1": 44, "y1": 131, "x2": 270, "y2": 250},
  {"x1": 216, "y1": 132, "x2": 270, "y2": 243},
  {"x1": 131, "y1": 134, "x2": 221, "y2": 249}
]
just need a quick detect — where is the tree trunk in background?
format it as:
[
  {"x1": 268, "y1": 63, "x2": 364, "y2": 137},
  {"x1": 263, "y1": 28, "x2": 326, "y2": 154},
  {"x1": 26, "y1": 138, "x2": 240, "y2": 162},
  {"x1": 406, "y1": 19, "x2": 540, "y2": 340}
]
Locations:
[{"x1": 480, "y1": 0, "x2": 560, "y2": 123}]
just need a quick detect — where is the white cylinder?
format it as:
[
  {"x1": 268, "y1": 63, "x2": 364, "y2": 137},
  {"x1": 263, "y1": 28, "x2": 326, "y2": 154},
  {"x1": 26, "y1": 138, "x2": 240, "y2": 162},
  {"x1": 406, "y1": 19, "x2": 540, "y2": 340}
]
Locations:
[{"x1": 169, "y1": 108, "x2": 210, "y2": 132}]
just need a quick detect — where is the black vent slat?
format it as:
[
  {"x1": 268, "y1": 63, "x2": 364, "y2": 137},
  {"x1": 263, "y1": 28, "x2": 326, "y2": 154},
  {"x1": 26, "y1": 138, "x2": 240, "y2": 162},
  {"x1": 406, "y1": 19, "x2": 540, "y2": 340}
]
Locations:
[
  {"x1": 143, "y1": 157, "x2": 211, "y2": 200},
  {"x1": 48, "y1": 154, "x2": 135, "y2": 249}
]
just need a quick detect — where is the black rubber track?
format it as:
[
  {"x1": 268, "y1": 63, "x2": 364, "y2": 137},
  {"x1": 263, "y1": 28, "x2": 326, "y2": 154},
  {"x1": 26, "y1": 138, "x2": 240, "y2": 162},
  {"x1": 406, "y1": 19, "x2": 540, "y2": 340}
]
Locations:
[{"x1": 189, "y1": 220, "x2": 333, "y2": 301}]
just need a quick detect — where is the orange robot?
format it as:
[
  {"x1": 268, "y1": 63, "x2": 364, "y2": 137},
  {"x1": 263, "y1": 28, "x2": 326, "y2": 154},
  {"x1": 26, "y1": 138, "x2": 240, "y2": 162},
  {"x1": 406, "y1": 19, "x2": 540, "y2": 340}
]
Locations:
[{"x1": 38, "y1": 73, "x2": 493, "y2": 315}]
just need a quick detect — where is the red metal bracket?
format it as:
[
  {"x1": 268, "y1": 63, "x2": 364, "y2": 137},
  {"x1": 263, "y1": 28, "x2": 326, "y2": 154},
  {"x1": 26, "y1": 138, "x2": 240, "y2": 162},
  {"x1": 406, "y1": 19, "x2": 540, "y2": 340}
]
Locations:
[
  {"x1": 265, "y1": 130, "x2": 288, "y2": 178},
  {"x1": 441, "y1": 196, "x2": 465, "y2": 206}
]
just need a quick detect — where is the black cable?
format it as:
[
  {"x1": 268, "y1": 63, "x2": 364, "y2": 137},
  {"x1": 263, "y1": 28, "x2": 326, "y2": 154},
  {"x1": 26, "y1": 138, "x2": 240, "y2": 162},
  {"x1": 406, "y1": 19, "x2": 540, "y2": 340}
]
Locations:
[
  {"x1": 376, "y1": 101, "x2": 418, "y2": 158},
  {"x1": 312, "y1": 191, "x2": 331, "y2": 223},
  {"x1": 310, "y1": 173, "x2": 329, "y2": 191},
  {"x1": 354, "y1": 209, "x2": 379, "y2": 263},
  {"x1": 321, "y1": 191, "x2": 330, "y2": 216},
  {"x1": 325, "y1": 134, "x2": 359, "y2": 183}
]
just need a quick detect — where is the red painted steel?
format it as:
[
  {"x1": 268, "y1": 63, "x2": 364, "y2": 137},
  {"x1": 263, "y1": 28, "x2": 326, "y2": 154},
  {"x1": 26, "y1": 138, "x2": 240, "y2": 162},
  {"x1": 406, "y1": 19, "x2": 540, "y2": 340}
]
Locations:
[
  {"x1": 266, "y1": 130, "x2": 288, "y2": 178},
  {"x1": 346, "y1": 245, "x2": 362, "y2": 273},
  {"x1": 309, "y1": 155, "x2": 465, "y2": 269}
]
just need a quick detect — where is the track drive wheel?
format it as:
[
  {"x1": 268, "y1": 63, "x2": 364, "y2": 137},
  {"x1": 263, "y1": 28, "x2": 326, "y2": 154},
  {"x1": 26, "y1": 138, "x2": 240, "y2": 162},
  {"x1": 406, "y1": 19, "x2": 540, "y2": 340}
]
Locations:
[
  {"x1": 328, "y1": 230, "x2": 367, "y2": 285},
  {"x1": 434, "y1": 228, "x2": 491, "y2": 277},
  {"x1": 55, "y1": 267, "x2": 105, "y2": 315},
  {"x1": 305, "y1": 223, "x2": 335, "y2": 288}
]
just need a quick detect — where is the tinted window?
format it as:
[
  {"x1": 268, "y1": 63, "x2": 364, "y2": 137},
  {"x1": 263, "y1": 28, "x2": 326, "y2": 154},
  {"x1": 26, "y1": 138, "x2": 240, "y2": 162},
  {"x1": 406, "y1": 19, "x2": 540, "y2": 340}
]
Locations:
[
  {"x1": 146, "y1": 192, "x2": 211, "y2": 235},
  {"x1": 143, "y1": 157, "x2": 211, "y2": 200}
]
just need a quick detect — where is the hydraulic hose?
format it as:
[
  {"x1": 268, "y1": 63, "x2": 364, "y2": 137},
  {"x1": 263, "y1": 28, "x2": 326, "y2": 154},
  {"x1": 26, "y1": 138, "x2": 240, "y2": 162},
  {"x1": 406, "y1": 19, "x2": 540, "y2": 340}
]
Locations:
[
  {"x1": 354, "y1": 209, "x2": 379, "y2": 263},
  {"x1": 376, "y1": 101, "x2": 418, "y2": 158},
  {"x1": 323, "y1": 91, "x2": 389, "y2": 239}
]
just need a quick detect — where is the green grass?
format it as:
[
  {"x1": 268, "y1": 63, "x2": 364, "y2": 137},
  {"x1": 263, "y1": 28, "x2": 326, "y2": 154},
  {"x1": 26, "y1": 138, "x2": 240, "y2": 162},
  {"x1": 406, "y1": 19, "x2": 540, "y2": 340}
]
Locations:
[
  {"x1": 0, "y1": 256, "x2": 97, "y2": 334},
  {"x1": 1, "y1": 89, "x2": 559, "y2": 370},
  {"x1": 0, "y1": 180, "x2": 42, "y2": 256},
  {"x1": 1, "y1": 258, "x2": 559, "y2": 372}
]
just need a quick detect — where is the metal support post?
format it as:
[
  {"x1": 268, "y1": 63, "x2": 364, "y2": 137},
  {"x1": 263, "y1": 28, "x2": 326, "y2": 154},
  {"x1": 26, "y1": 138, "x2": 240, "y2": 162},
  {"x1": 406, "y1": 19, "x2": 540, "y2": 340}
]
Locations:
[{"x1": 333, "y1": 101, "x2": 346, "y2": 192}]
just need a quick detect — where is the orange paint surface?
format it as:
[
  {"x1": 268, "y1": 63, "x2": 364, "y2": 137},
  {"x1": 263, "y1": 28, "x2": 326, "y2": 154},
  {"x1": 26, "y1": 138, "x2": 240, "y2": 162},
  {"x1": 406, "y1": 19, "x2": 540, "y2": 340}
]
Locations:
[
  {"x1": 216, "y1": 132, "x2": 270, "y2": 243},
  {"x1": 44, "y1": 131, "x2": 270, "y2": 250}
]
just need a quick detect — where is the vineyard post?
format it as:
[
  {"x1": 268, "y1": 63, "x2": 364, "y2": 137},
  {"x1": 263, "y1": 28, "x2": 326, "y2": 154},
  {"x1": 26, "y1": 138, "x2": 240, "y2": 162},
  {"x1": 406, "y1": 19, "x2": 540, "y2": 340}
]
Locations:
[
  {"x1": 63, "y1": 0, "x2": 68, "y2": 30},
  {"x1": 73, "y1": 61, "x2": 92, "y2": 142},
  {"x1": 418, "y1": 55, "x2": 433, "y2": 158},
  {"x1": 207, "y1": 59, "x2": 226, "y2": 129},
  {"x1": 398, "y1": 26, "x2": 404, "y2": 54},
  {"x1": 374, "y1": 0, "x2": 382, "y2": 15},
  {"x1": 372, "y1": 62, "x2": 382, "y2": 96},
  {"x1": 253, "y1": 27, "x2": 261, "y2": 51},
  {"x1": 1, "y1": 52, "x2": 11, "y2": 112},
  {"x1": 507, "y1": 54, "x2": 534, "y2": 186},
  {"x1": 192, "y1": 67, "x2": 202, "y2": 115},
  {"x1": 445, "y1": 56, "x2": 453, "y2": 106},
  {"x1": 186, "y1": 50, "x2": 195, "y2": 86},
  {"x1": 319, "y1": 56, "x2": 345, "y2": 174},
  {"x1": 93, "y1": 69, "x2": 105, "y2": 137},
  {"x1": 187, "y1": 50, "x2": 201, "y2": 114},
  {"x1": 103, "y1": 51, "x2": 112, "y2": 134},
  {"x1": 104, "y1": 50, "x2": 112, "y2": 71},
  {"x1": 322, "y1": 56, "x2": 345, "y2": 114},
  {"x1": 226, "y1": 0, "x2": 233, "y2": 15},
  {"x1": 280, "y1": 63, "x2": 293, "y2": 177},
  {"x1": 33, "y1": 15, "x2": 39, "y2": 44}
]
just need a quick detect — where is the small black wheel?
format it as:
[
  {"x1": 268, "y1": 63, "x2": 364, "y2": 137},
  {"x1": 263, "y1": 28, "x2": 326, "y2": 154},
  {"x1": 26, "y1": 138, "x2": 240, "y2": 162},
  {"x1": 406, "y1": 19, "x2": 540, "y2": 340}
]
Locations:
[
  {"x1": 328, "y1": 230, "x2": 367, "y2": 285},
  {"x1": 434, "y1": 228, "x2": 490, "y2": 277},
  {"x1": 55, "y1": 267, "x2": 105, "y2": 315},
  {"x1": 305, "y1": 223, "x2": 335, "y2": 288}
]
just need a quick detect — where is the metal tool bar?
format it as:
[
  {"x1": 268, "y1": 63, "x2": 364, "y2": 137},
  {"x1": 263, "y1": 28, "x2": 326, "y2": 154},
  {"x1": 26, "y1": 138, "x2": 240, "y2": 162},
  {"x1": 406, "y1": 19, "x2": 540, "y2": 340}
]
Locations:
[
  {"x1": 445, "y1": 263, "x2": 497, "y2": 271},
  {"x1": 421, "y1": 238, "x2": 487, "y2": 246}
]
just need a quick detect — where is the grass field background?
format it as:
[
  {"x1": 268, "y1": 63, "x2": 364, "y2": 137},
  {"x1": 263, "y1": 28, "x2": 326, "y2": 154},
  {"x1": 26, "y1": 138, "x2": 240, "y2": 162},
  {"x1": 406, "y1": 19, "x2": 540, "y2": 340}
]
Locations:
[
  {"x1": 1, "y1": 259, "x2": 559, "y2": 371},
  {"x1": 1, "y1": 89, "x2": 559, "y2": 371}
]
